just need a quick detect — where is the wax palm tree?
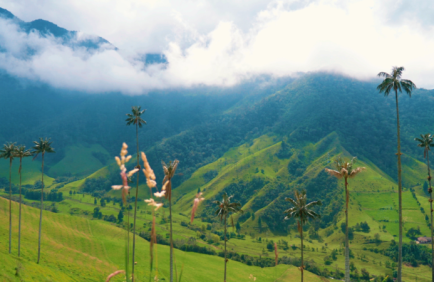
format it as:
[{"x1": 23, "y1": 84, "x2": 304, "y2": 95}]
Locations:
[
  {"x1": 126, "y1": 106, "x2": 146, "y2": 281},
  {"x1": 0, "y1": 142, "x2": 17, "y2": 254},
  {"x1": 15, "y1": 145, "x2": 33, "y2": 257},
  {"x1": 325, "y1": 156, "x2": 365, "y2": 282},
  {"x1": 377, "y1": 66, "x2": 416, "y2": 281},
  {"x1": 213, "y1": 192, "x2": 243, "y2": 282},
  {"x1": 162, "y1": 159, "x2": 179, "y2": 282},
  {"x1": 415, "y1": 133, "x2": 434, "y2": 280},
  {"x1": 284, "y1": 190, "x2": 321, "y2": 282},
  {"x1": 32, "y1": 138, "x2": 55, "y2": 264}
]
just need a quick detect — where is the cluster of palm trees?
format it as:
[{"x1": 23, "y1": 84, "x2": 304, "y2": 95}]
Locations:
[
  {"x1": 120, "y1": 107, "x2": 246, "y2": 282},
  {"x1": 114, "y1": 67, "x2": 424, "y2": 282},
  {"x1": 123, "y1": 106, "x2": 183, "y2": 282},
  {"x1": 278, "y1": 66, "x2": 423, "y2": 282},
  {"x1": 3, "y1": 67, "x2": 430, "y2": 282},
  {"x1": 282, "y1": 157, "x2": 365, "y2": 282},
  {"x1": 0, "y1": 138, "x2": 55, "y2": 264}
]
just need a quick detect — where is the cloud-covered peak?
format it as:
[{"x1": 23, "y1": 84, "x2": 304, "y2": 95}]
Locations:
[{"x1": 0, "y1": 0, "x2": 433, "y2": 94}]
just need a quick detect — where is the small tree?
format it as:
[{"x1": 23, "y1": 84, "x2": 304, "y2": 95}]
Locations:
[{"x1": 118, "y1": 210, "x2": 124, "y2": 223}]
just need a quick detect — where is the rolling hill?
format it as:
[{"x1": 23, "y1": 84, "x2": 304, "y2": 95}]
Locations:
[{"x1": 0, "y1": 196, "x2": 330, "y2": 282}]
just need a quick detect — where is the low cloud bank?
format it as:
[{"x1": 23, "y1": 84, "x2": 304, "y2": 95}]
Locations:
[{"x1": 0, "y1": 0, "x2": 433, "y2": 94}]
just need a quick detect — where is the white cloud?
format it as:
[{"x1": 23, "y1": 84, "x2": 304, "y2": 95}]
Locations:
[{"x1": 0, "y1": 0, "x2": 433, "y2": 94}]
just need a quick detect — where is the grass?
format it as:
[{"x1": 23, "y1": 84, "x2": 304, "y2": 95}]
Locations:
[
  {"x1": 48, "y1": 144, "x2": 111, "y2": 177},
  {"x1": 0, "y1": 196, "x2": 330, "y2": 281},
  {"x1": 0, "y1": 158, "x2": 54, "y2": 187}
]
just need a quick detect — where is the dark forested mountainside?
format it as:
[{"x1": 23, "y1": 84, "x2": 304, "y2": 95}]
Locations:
[
  {"x1": 143, "y1": 73, "x2": 434, "y2": 186},
  {"x1": 0, "y1": 72, "x2": 292, "y2": 170}
]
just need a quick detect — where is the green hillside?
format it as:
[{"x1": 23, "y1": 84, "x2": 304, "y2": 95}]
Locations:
[
  {"x1": 2, "y1": 74, "x2": 434, "y2": 281},
  {"x1": 48, "y1": 144, "x2": 111, "y2": 177},
  {"x1": 0, "y1": 197, "x2": 329, "y2": 282},
  {"x1": 0, "y1": 158, "x2": 54, "y2": 187}
]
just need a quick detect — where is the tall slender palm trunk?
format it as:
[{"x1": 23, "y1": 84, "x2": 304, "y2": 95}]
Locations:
[
  {"x1": 300, "y1": 221, "x2": 304, "y2": 282},
  {"x1": 169, "y1": 198, "x2": 173, "y2": 282},
  {"x1": 132, "y1": 123, "x2": 139, "y2": 281},
  {"x1": 9, "y1": 158, "x2": 12, "y2": 254},
  {"x1": 224, "y1": 215, "x2": 227, "y2": 282},
  {"x1": 37, "y1": 153, "x2": 45, "y2": 264},
  {"x1": 344, "y1": 177, "x2": 350, "y2": 282},
  {"x1": 18, "y1": 158, "x2": 23, "y2": 257},
  {"x1": 426, "y1": 153, "x2": 434, "y2": 281},
  {"x1": 126, "y1": 194, "x2": 130, "y2": 282},
  {"x1": 395, "y1": 90, "x2": 403, "y2": 282}
]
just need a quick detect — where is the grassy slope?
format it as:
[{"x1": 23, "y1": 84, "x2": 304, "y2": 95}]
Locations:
[
  {"x1": 0, "y1": 158, "x2": 54, "y2": 187},
  {"x1": 170, "y1": 133, "x2": 433, "y2": 281},
  {"x1": 0, "y1": 197, "x2": 330, "y2": 282},
  {"x1": 48, "y1": 144, "x2": 110, "y2": 177}
]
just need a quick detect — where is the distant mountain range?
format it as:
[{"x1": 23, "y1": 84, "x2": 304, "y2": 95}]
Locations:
[{"x1": 0, "y1": 7, "x2": 167, "y2": 64}]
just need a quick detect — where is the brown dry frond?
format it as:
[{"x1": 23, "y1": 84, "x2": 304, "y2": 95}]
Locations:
[
  {"x1": 324, "y1": 168, "x2": 343, "y2": 179},
  {"x1": 105, "y1": 270, "x2": 125, "y2": 282},
  {"x1": 348, "y1": 167, "x2": 366, "y2": 178},
  {"x1": 162, "y1": 175, "x2": 168, "y2": 185},
  {"x1": 191, "y1": 193, "x2": 205, "y2": 224}
]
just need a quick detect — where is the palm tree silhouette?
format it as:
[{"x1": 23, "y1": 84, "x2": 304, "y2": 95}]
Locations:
[
  {"x1": 162, "y1": 159, "x2": 179, "y2": 282},
  {"x1": 32, "y1": 137, "x2": 55, "y2": 264},
  {"x1": 213, "y1": 192, "x2": 243, "y2": 282},
  {"x1": 284, "y1": 190, "x2": 321, "y2": 282},
  {"x1": 377, "y1": 66, "x2": 416, "y2": 281},
  {"x1": 415, "y1": 133, "x2": 434, "y2": 280},
  {"x1": 0, "y1": 142, "x2": 17, "y2": 254},
  {"x1": 15, "y1": 145, "x2": 33, "y2": 257},
  {"x1": 325, "y1": 156, "x2": 365, "y2": 282},
  {"x1": 126, "y1": 106, "x2": 146, "y2": 281}
]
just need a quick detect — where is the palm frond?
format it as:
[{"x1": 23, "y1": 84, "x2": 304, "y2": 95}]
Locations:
[
  {"x1": 377, "y1": 72, "x2": 391, "y2": 78},
  {"x1": 213, "y1": 192, "x2": 242, "y2": 222},
  {"x1": 324, "y1": 168, "x2": 343, "y2": 179},
  {"x1": 0, "y1": 142, "x2": 17, "y2": 159},
  {"x1": 348, "y1": 167, "x2": 366, "y2": 178}
]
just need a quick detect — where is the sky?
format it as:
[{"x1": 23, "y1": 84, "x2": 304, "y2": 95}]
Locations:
[{"x1": 0, "y1": 0, "x2": 433, "y2": 94}]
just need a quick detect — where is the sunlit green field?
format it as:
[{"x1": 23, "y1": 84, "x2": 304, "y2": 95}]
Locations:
[{"x1": 0, "y1": 197, "x2": 331, "y2": 282}]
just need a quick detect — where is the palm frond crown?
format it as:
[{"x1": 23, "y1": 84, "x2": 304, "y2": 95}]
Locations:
[
  {"x1": 32, "y1": 138, "x2": 55, "y2": 159},
  {"x1": 213, "y1": 192, "x2": 243, "y2": 221},
  {"x1": 377, "y1": 66, "x2": 416, "y2": 97},
  {"x1": 325, "y1": 156, "x2": 366, "y2": 178},
  {"x1": 415, "y1": 134, "x2": 434, "y2": 158},
  {"x1": 284, "y1": 190, "x2": 322, "y2": 224},
  {"x1": 0, "y1": 142, "x2": 17, "y2": 160},
  {"x1": 126, "y1": 106, "x2": 146, "y2": 128},
  {"x1": 161, "y1": 160, "x2": 179, "y2": 200}
]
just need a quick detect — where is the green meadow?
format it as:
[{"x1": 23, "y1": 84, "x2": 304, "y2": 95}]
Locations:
[{"x1": 0, "y1": 197, "x2": 328, "y2": 282}]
